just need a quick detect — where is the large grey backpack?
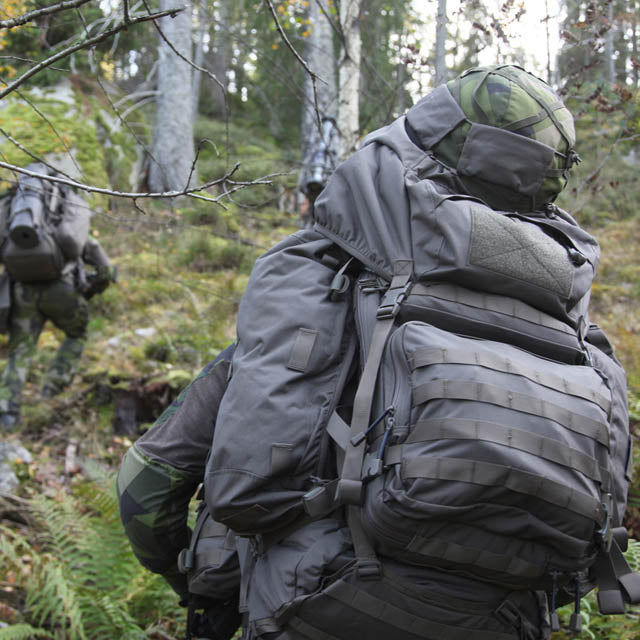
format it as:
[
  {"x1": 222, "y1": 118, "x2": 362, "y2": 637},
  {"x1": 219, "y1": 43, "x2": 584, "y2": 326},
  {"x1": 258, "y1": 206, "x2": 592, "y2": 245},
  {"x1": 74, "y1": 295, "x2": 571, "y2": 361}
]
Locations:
[
  {"x1": 0, "y1": 165, "x2": 89, "y2": 283},
  {"x1": 204, "y1": 90, "x2": 639, "y2": 636}
]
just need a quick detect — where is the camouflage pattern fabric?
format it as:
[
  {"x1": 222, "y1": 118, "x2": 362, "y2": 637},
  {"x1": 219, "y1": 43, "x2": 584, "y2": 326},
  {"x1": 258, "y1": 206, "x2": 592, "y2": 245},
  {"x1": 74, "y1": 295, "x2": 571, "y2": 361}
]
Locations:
[
  {"x1": 117, "y1": 346, "x2": 234, "y2": 599},
  {"x1": 117, "y1": 444, "x2": 197, "y2": 598},
  {"x1": 432, "y1": 64, "x2": 577, "y2": 211},
  {"x1": 0, "y1": 280, "x2": 88, "y2": 415}
]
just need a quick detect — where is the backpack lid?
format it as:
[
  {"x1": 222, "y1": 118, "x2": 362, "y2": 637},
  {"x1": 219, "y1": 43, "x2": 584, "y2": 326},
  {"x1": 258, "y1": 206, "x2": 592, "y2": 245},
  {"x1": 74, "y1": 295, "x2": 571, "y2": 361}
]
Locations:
[{"x1": 406, "y1": 65, "x2": 579, "y2": 212}]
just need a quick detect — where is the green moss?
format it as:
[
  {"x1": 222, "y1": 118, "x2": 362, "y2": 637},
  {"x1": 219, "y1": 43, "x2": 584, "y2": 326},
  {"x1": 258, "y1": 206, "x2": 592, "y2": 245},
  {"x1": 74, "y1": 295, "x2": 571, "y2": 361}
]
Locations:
[{"x1": 0, "y1": 91, "x2": 109, "y2": 208}]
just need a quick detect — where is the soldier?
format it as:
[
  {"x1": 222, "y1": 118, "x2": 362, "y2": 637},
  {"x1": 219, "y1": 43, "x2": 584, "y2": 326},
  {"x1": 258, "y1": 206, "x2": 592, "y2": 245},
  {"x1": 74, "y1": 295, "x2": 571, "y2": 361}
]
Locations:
[{"x1": 0, "y1": 165, "x2": 115, "y2": 429}]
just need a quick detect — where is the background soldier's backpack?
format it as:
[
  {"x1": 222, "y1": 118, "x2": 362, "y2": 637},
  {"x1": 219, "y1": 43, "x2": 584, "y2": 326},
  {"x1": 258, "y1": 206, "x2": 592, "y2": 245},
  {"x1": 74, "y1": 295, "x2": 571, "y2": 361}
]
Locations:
[{"x1": 0, "y1": 164, "x2": 90, "y2": 283}]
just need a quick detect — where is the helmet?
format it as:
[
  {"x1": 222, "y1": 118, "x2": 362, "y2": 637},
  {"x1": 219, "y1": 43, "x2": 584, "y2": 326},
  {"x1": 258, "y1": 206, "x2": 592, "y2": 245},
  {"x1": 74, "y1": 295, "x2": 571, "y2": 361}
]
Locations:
[{"x1": 428, "y1": 65, "x2": 579, "y2": 211}]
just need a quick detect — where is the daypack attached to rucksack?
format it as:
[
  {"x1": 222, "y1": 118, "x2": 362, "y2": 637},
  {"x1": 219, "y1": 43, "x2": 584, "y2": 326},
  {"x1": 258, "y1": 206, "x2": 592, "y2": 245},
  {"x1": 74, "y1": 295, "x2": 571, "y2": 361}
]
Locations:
[{"x1": 0, "y1": 165, "x2": 90, "y2": 283}]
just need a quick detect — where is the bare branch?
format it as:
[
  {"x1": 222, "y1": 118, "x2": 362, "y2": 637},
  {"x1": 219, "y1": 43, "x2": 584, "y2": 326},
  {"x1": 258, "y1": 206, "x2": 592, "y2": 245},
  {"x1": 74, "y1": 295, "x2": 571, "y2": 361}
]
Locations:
[
  {"x1": 0, "y1": 0, "x2": 92, "y2": 29},
  {"x1": 0, "y1": 161, "x2": 278, "y2": 206},
  {"x1": 140, "y1": 0, "x2": 226, "y2": 94},
  {"x1": 0, "y1": 7, "x2": 184, "y2": 100},
  {"x1": 0, "y1": 127, "x2": 80, "y2": 181},
  {"x1": 0, "y1": 83, "x2": 85, "y2": 177},
  {"x1": 262, "y1": 0, "x2": 325, "y2": 133}
]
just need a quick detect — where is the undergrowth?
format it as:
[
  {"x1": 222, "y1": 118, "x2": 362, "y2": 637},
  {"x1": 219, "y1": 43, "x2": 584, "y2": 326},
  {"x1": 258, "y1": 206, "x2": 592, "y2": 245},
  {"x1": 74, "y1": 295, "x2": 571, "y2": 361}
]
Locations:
[{"x1": 0, "y1": 467, "x2": 183, "y2": 639}]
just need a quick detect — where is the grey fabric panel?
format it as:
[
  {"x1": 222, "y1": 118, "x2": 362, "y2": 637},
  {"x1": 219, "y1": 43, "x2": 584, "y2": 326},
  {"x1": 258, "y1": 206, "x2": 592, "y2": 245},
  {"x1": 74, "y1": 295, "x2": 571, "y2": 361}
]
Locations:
[
  {"x1": 409, "y1": 282, "x2": 575, "y2": 333},
  {"x1": 587, "y1": 342, "x2": 631, "y2": 525},
  {"x1": 409, "y1": 348, "x2": 610, "y2": 413},
  {"x1": 405, "y1": 419, "x2": 608, "y2": 488},
  {"x1": 271, "y1": 443, "x2": 295, "y2": 476},
  {"x1": 205, "y1": 230, "x2": 358, "y2": 534},
  {"x1": 404, "y1": 85, "x2": 468, "y2": 150},
  {"x1": 288, "y1": 328, "x2": 318, "y2": 372},
  {"x1": 247, "y1": 518, "x2": 352, "y2": 626},
  {"x1": 322, "y1": 579, "x2": 516, "y2": 640},
  {"x1": 401, "y1": 456, "x2": 603, "y2": 520},
  {"x1": 469, "y1": 208, "x2": 574, "y2": 298},
  {"x1": 406, "y1": 535, "x2": 543, "y2": 578},
  {"x1": 412, "y1": 379, "x2": 609, "y2": 447},
  {"x1": 314, "y1": 81, "x2": 600, "y2": 326},
  {"x1": 287, "y1": 616, "x2": 341, "y2": 640},
  {"x1": 457, "y1": 123, "x2": 555, "y2": 196},
  {"x1": 406, "y1": 179, "x2": 597, "y2": 321}
]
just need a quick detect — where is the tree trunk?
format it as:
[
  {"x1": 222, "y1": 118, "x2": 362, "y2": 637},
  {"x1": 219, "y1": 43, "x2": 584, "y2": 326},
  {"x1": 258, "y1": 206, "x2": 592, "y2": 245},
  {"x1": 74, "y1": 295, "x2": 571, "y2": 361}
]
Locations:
[
  {"x1": 337, "y1": 0, "x2": 362, "y2": 159},
  {"x1": 434, "y1": 0, "x2": 447, "y2": 86},
  {"x1": 192, "y1": 0, "x2": 207, "y2": 120},
  {"x1": 298, "y1": 0, "x2": 338, "y2": 199},
  {"x1": 604, "y1": 1, "x2": 615, "y2": 84},
  {"x1": 149, "y1": 0, "x2": 196, "y2": 193},
  {"x1": 206, "y1": 0, "x2": 231, "y2": 117}
]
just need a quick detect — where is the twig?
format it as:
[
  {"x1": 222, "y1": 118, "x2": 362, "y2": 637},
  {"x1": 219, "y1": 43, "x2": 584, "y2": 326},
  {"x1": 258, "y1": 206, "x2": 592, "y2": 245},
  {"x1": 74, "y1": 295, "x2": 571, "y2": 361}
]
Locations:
[
  {"x1": 0, "y1": 127, "x2": 80, "y2": 182},
  {"x1": 0, "y1": 84, "x2": 84, "y2": 177},
  {"x1": 0, "y1": 7, "x2": 183, "y2": 100},
  {"x1": 0, "y1": 0, "x2": 92, "y2": 29},
  {"x1": 262, "y1": 0, "x2": 325, "y2": 133},
  {"x1": 0, "y1": 160, "x2": 277, "y2": 205},
  {"x1": 141, "y1": 0, "x2": 225, "y2": 94}
]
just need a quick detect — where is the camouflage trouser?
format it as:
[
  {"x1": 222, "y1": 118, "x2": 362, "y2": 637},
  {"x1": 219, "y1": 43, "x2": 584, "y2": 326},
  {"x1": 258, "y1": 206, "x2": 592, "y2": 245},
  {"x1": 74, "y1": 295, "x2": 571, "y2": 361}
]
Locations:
[{"x1": 0, "y1": 280, "x2": 89, "y2": 415}]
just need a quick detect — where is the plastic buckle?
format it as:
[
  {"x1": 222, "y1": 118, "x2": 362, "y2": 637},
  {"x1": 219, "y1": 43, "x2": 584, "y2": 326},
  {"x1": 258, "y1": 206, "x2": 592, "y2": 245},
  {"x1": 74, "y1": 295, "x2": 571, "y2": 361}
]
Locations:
[
  {"x1": 362, "y1": 452, "x2": 384, "y2": 480},
  {"x1": 494, "y1": 599, "x2": 520, "y2": 627},
  {"x1": 595, "y1": 494, "x2": 613, "y2": 551},
  {"x1": 356, "y1": 559, "x2": 382, "y2": 581},
  {"x1": 177, "y1": 548, "x2": 194, "y2": 574},
  {"x1": 376, "y1": 282, "x2": 412, "y2": 320}
]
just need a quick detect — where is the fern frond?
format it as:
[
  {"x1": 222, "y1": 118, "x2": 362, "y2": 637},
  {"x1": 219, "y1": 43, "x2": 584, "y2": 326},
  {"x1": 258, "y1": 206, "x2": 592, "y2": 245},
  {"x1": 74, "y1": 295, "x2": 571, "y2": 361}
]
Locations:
[{"x1": 0, "y1": 623, "x2": 54, "y2": 639}]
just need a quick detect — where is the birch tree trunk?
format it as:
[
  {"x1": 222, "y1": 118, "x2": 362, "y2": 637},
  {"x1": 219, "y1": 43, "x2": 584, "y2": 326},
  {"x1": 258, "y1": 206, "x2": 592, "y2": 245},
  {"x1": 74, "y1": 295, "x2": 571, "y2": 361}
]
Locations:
[
  {"x1": 149, "y1": 0, "x2": 196, "y2": 193},
  {"x1": 337, "y1": 0, "x2": 362, "y2": 159},
  {"x1": 434, "y1": 0, "x2": 447, "y2": 86},
  {"x1": 605, "y1": 0, "x2": 615, "y2": 84},
  {"x1": 298, "y1": 0, "x2": 338, "y2": 199}
]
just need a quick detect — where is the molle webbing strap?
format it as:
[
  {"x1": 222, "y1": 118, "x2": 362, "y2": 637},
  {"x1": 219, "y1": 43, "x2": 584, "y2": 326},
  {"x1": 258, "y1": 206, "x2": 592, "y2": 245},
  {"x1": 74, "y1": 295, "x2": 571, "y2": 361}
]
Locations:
[
  {"x1": 337, "y1": 260, "x2": 413, "y2": 506},
  {"x1": 252, "y1": 617, "x2": 283, "y2": 636},
  {"x1": 287, "y1": 616, "x2": 342, "y2": 640},
  {"x1": 408, "y1": 282, "x2": 576, "y2": 335},
  {"x1": 401, "y1": 456, "x2": 604, "y2": 521},
  {"x1": 194, "y1": 547, "x2": 223, "y2": 568},
  {"x1": 594, "y1": 540, "x2": 640, "y2": 614},
  {"x1": 404, "y1": 418, "x2": 610, "y2": 489},
  {"x1": 409, "y1": 348, "x2": 610, "y2": 414},
  {"x1": 201, "y1": 519, "x2": 229, "y2": 537},
  {"x1": 412, "y1": 380, "x2": 610, "y2": 448},
  {"x1": 321, "y1": 578, "x2": 518, "y2": 640},
  {"x1": 406, "y1": 535, "x2": 544, "y2": 579}
]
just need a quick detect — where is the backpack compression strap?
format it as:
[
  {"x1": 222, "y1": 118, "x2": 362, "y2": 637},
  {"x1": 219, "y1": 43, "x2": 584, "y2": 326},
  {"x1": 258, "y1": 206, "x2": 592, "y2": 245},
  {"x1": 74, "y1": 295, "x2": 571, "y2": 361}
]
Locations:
[
  {"x1": 336, "y1": 259, "x2": 413, "y2": 507},
  {"x1": 335, "y1": 260, "x2": 413, "y2": 580}
]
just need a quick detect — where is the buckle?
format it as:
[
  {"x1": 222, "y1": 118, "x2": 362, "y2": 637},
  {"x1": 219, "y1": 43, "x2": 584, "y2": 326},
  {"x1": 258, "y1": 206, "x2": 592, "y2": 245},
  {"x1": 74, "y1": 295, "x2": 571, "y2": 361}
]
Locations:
[
  {"x1": 177, "y1": 548, "x2": 194, "y2": 574},
  {"x1": 356, "y1": 559, "x2": 382, "y2": 581},
  {"x1": 495, "y1": 599, "x2": 520, "y2": 627},
  {"x1": 376, "y1": 281, "x2": 412, "y2": 319},
  {"x1": 595, "y1": 494, "x2": 613, "y2": 551},
  {"x1": 362, "y1": 452, "x2": 384, "y2": 479}
]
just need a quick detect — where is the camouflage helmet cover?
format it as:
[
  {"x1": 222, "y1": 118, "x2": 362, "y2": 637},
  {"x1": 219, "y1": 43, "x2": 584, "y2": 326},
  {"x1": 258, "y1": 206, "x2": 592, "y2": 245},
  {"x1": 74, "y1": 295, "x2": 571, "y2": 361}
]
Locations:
[{"x1": 430, "y1": 65, "x2": 579, "y2": 211}]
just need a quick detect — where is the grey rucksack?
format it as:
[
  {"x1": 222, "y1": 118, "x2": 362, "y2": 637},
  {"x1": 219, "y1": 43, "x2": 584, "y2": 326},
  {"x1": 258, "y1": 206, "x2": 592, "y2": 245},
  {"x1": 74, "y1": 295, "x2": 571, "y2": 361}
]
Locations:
[
  {"x1": 203, "y1": 84, "x2": 639, "y2": 637},
  {"x1": 0, "y1": 165, "x2": 90, "y2": 283}
]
